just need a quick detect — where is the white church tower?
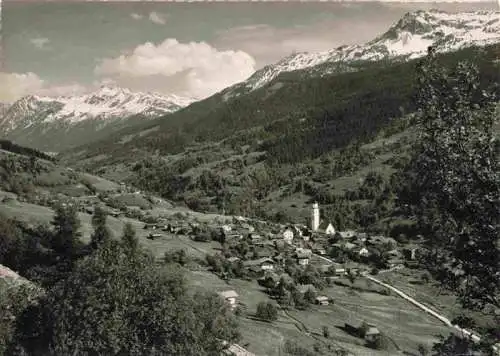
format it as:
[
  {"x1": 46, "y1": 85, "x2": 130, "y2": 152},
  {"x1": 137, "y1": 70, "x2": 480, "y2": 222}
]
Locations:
[{"x1": 311, "y1": 202, "x2": 320, "y2": 232}]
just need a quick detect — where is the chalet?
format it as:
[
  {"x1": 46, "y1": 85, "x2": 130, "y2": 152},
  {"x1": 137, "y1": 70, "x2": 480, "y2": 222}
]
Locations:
[
  {"x1": 283, "y1": 229, "x2": 294, "y2": 244},
  {"x1": 291, "y1": 225, "x2": 303, "y2": 237},
  {"x1": 315, "y1": 296, "x2": 329, "y2": 306},
  {"x1": 143, "y1": 223, "x2": 158, "y2": 230},
  {"x1": 224, "y1": 343, "x2": 257, "y2": 356},
  {"x1": 147, "y1": 233, "x2": 163, "y2": 240},
  {"x1": 227, "y1": 257, "x2": 241, "y2": 264},
  {"x1": 339, "y1": 230, "x2": 356, "y2": 239},
  {"x1": 240, "y1": 223, "x2": 255, "y2": 233},
  {"x1": 343, "y1": 242, "x2": 357, "y2": 251},
  {"x1": 356, "y1": 247, "x2": 370, "y2": 257},
  {"x1": 388, "y1": 258, "x2": 404, "y2": 268},
  {"x1": 318, "y1": 221, "x2": 336, "y2": 236},
  {"x1": 243, "y1": 258, "x2": 275, "y2": 271},
  {"x1": 218, "y1": 290, "x2": 239, "y2": 309},
  {"x1": 363, "y1": 325, "x2": 381, "y2": 342},
  {"x1": 334, "y1": 268, "x2": 346, "y2": 276},
  {"x1": 403, "y1": 247, "x2": 420, "y2": 260},
  {"x1": 248, "y1": 234, "x2": 263, "y2": 243},
  {"x1": 296, "y1": 250, "x2": 311, "y2": 265},
  {"x1": 221, "y1": 225, "x2": 232, "y2": 233},
  {"x1": 108, "y1": 209, "x2": 122, "y2": 218},
  {"x1": 312, "y1": 244, "x2": 327, "y2": 255}
]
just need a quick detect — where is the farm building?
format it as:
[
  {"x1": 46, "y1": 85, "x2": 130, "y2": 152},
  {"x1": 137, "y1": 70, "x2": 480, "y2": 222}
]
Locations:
[
  {"x1": 339, "y1": 230, "x2": 356, "y2": 239},
  {"x1": 218, "y1": 290, "x2": 239, "y2": 309},
  {"x1": 243, "y1": 258, "x2": 275, "y2": 271},
  {"x1": 315, "y1": 296, "x2": 329, "y2": 306},
  {"x1": 283, "y1": 229, "x2": 294, "y2": 244},
  {"x1": 295, "y1": 248, "x2": 312, "y2": 266},
  {"x1": 356, "y1": 247, "x2": 370, "y2": 257}
]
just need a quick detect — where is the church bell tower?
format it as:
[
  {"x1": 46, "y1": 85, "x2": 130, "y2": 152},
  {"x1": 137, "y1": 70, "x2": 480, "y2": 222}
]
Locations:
[{"x1": 311, "y1": 202, "x2": 320, "y2": 232}]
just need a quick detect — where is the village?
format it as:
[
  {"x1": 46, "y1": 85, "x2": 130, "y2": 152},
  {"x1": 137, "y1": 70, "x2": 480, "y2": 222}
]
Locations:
[{"x1": 3, "y1": 176, "x2": 430, "y2": 355}]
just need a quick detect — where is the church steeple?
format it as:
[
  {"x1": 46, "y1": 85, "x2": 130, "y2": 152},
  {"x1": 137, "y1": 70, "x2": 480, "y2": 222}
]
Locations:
[{"x1": 311, "y1": 202, "x2": 320, "y2": 232}]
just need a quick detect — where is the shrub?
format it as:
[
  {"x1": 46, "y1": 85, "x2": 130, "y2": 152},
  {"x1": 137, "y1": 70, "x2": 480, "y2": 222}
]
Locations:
[{"x1": 255, "y1": 302, "x2": 278, "y2": 322}]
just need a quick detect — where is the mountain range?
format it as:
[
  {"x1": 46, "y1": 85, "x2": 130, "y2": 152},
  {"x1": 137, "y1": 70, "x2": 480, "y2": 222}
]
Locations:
[
  {"x1": 1, "y1": 9, "x2": 499, "y2": 154},
  {"x1": 223, "y1": 9, "x2": 500, "y2": 98},
  {"x1": 0, "y1": 86, "x2": 194, "y2": 151}
]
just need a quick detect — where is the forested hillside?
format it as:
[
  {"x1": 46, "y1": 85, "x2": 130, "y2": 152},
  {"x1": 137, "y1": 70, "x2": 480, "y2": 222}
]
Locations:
[{"x1": 61, "y1": 44, "x2": 499, "y2": 233}]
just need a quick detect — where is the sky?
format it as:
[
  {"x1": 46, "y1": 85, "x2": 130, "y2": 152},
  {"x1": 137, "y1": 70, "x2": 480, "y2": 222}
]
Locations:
[{"x1": 0, "y1": 1, "x2": 498, "y2": 103}]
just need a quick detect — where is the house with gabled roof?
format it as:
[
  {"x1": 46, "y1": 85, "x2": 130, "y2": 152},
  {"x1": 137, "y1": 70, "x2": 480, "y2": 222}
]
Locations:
[
  {"x1": 283, "y1": 228, "x2": 294, "y2": 244},
  {"x1": 218, "y1": 290, "x2": 239, "y2": 309},
  {"x1": 318, "y1": 221, "x2": 336, "y2": 235}
]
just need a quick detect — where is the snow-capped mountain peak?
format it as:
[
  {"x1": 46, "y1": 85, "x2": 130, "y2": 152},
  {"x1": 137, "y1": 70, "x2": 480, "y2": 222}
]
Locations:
[
  {"x1": 229, "y1": 10, "x2": 500, "y2": 95},
  {"x1": 0, "y1": 86, "x2": 196, "y2": 151},
  {"x1": 1, "y1": 86, "x2": 195, "y2": 132}
]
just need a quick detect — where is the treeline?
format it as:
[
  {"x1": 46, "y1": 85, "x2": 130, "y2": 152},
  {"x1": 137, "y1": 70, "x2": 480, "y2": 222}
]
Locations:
[
  {"x1": 0, "y1": 140, "x2": 56, "y2": 162},
  {"x1": 0, "y1": 205, "x2": 240, "y2": 355}
]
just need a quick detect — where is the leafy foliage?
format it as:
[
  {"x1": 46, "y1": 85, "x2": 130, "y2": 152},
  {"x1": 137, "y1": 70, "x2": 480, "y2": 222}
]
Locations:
[
  {"x1": 8, "y1": 238, "x2": 240, "y2": 355},
  {"x1": 403, "y1": 47, "x2": 500, "y2": 311}
]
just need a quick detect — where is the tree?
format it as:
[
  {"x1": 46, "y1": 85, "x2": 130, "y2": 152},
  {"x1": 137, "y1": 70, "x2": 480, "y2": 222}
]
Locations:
[
  {"x1": 403, "y1": 47, "x2": 500, "y2": 310},
  {"x1": 304, "y1": 288, "x2": 317, "y2": 304},
  {"x1": 121, "y1": 223, "x2": 138, "y2": 252},
  {"x1": 255, "y1": 302, "x2": 278, "y2": 322},
  {"x1": 50, "y1": 203, "x2": 82, "y2": 258},
  {"x1": 9, "y1": 240, "x2": 240, "y2": 355},
  {"x1": 90, "y1": 206, "x2": 111, "y2": 250}
]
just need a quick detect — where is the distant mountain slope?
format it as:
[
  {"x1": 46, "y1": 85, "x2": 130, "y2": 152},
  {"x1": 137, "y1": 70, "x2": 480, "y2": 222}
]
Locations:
[
  {"x1": 226, "y1": 9, "x2": 500, "y2": 97},
  {"x1": 0, "y1": 86, "x2": 194, "y2": 152}
]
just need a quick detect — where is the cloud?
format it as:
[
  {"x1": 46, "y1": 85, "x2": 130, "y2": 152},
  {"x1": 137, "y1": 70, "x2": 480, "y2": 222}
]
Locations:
[
  {"x1": 30, "y1": 37, "x2": 50, "y2": 50},
  {"x1": 0, "y1": 72, "x2": 45, "y2": 102},
  {"x1": 94, "y1": 39, "x2": 256, "y2": 99},
  {"x1": 36, "y1": 83, "x2": 89, "y2": 98},
  {"x1": 213, "y1": 17, "x2": 405, "y2": 68},
  {"x1": 130, "y1": 13, "x2": 143, "y2": 20},
  {"x1": 148, "y1": 12, "x2": 167, "y2": 25},
  {"x1": 0, "y1": 72, "x2": 92, "y2": 102}
]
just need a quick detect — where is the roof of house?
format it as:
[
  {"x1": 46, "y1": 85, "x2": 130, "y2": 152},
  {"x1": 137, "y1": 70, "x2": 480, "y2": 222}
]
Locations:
[
  {"x1": 365, "y1": 327, "x2": 380, "y2": 336},
  {"x1": 343, "y1": 242, "x2": 357, "y2": 250},
  {"x1": 219, "y1": 290, "x2": 239, "y2": 299},
  {"x1": 226, "y1": 344, "x2": 257, "y2": 356},
  {"x1": 318, "y1": 221, "x2": 334, "y2": 230},
  {"x1": 243, "y1": 257, "x2": 274, "y2": 267},
  {"x1": 227, "y1": 257, "x2": 241, "y2": 263},
  {"x1": 316, "y1": 296, "x2": 329, "y2": 301},
  {"x1": 296, "y1": 249, "x2": 312, "y2": 259}
]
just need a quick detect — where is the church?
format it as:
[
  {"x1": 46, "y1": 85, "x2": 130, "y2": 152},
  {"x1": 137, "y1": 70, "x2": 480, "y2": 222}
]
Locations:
[{"x1": 311, "y1": 202, "x2": 336, "y2": 235}]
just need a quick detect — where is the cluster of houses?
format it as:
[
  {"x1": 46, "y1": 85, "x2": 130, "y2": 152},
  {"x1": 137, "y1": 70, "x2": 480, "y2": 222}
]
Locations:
[{"x1": 213, "y1": 203, "x2": 421, "y2": 313}]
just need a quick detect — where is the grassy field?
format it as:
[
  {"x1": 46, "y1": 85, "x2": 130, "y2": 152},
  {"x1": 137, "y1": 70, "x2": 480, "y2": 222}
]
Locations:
[
  {"x1": 378, "y1": 269, "x2": 497, "y2": 331},
  {"x1": 183, "y1": 265, "x2": 453, "y2": 356}
]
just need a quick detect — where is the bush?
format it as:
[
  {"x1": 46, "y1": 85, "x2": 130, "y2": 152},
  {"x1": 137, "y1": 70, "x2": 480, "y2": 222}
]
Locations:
[{"x1": 255, "y1": 301, "x2": 278, "y2": 322}]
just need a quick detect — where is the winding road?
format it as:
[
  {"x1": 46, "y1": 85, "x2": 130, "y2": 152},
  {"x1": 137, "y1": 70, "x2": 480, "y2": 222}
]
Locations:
[{"x1": 314, "y1": 253, "x2": 500, "y2": 355}]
